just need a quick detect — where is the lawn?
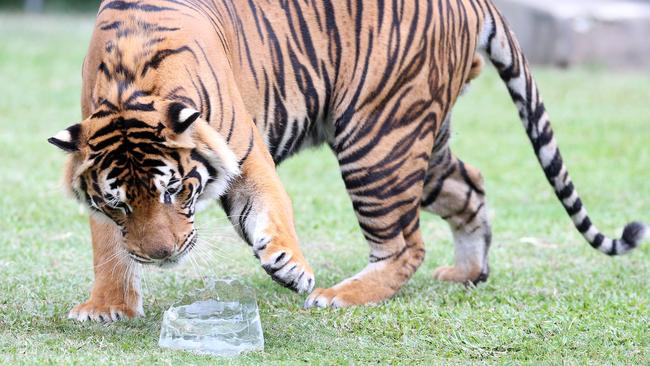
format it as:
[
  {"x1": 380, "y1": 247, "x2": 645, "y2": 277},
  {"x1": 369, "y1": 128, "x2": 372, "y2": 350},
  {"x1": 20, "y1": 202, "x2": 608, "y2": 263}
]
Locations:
[{"x1": 1, "y1": 13, "x2": 649, "y2": 365}]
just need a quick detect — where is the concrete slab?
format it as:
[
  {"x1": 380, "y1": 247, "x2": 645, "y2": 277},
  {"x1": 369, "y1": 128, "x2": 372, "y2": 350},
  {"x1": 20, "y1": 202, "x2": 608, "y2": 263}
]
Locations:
[{"x1": 493, "y1": 0, "x2": 650, "y2": 69}]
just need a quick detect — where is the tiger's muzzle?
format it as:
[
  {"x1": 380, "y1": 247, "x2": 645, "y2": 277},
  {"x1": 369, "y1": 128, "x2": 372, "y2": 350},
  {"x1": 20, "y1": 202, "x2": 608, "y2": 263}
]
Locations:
[{"x1": 127, "y1": 229, "x2": 197, "y2": 268}]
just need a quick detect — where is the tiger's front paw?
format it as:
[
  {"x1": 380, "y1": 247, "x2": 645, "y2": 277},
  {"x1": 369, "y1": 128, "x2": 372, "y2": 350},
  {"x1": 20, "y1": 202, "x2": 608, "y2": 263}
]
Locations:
[
  {"x1": 68, "y1": 299, "x2": 143, "y2": 323},
  {"x1": 257, "y1": 244, "x2": 315, "y2": 294}
]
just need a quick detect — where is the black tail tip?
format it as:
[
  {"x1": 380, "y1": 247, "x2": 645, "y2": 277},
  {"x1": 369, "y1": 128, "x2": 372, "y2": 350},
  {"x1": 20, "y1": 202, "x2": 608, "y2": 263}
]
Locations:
[{"x1": 621, "y1": 221, "x2": 647, "y2": 249}]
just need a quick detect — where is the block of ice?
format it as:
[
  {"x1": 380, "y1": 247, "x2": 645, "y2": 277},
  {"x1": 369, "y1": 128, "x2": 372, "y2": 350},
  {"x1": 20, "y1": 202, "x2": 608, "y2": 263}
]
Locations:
[{"x1": 158, "y1": 278, "x2": 264, "y2": 357}]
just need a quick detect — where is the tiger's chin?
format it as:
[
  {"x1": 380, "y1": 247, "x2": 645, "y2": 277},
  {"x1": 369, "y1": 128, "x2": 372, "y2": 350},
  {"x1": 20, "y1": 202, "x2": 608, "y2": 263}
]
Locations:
[
  {"x1": 144, "y1": 252, "x2": 190, "y2": 269},
  {"x1": 127, "y1": 251, "x2": 190, "y2": 269},
  {"x1": 154, "y1": 255, "x2": 186, "y2": 269}
]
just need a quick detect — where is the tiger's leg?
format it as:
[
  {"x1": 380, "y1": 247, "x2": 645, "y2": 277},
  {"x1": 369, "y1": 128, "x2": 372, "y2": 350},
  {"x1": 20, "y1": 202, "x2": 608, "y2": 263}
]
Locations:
[
  {"x1": 421, "y1": 123, "x2": 491, "y2": 284},
  {"x1": 468, "y1": 54, "x2": 484, "y2": 82},
  {"x1": 304, "y1": 145, "x2": 428, "y2": 308},
  {"x1": 68, "y1": 216, "x2": 143, "y2": 322},
  {"x1": 221, "y1": 143, "x2": 315, "y2": 294}
]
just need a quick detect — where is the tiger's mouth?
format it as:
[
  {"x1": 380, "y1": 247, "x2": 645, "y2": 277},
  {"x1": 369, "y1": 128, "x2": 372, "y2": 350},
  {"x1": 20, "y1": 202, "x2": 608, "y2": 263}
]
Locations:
[{"x1": 127, "y1": 231, "x2": 198, "y2": 268}]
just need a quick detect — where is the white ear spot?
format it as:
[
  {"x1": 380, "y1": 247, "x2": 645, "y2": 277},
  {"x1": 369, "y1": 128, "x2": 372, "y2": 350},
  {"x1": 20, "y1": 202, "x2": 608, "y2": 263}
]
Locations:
[
  {"x1": 53, "y1": 129, "x2": 71, "y2": 142},
  {"x1": 49, "y1": 125, "x2": 81, "y2": 152},
  {"x1": 179, "y1": 108, "x2": 200, "y2": 123}
]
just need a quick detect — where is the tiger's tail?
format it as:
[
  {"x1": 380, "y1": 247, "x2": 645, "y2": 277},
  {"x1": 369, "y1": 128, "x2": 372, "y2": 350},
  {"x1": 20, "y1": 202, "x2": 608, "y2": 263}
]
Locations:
[{"x1": 478, "y1": 3, "x2": 647, "y2": 255}]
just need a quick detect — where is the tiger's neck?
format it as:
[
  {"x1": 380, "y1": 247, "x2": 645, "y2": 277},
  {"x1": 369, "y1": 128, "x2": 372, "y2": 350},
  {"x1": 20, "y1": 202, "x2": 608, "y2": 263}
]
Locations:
[{"x1": 82, "y1": 5, "x2": 256, "y2": 160}]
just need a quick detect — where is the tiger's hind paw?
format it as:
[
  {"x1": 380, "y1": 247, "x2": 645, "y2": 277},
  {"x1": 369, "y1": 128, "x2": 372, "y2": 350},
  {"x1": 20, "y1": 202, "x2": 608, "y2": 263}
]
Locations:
[{"x1": 433, "y1": 265, "x2": 488, "y2": 285}]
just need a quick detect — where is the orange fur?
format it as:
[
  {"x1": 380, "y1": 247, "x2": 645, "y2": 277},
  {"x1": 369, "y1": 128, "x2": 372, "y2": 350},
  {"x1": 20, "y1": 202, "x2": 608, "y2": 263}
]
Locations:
[{"x1": 54, "y1": 1, "x2": 496, "y2": 318}]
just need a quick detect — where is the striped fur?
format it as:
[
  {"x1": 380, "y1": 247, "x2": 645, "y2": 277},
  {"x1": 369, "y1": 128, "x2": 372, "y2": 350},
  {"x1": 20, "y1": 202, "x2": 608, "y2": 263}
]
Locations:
[
  {"x1": 49, "y1": 0, "x2": 646, "y2": 319},
  {"x1": 482, "y1": 7, "x2": 646, "y2": 255}
]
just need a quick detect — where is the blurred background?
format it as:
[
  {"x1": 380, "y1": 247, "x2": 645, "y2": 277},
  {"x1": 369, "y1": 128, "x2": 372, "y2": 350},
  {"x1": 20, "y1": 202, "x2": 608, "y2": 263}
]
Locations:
[
  {"x1": 3, "y1": 0, "x2": 649, "y2": 69},
  {"x1": 0, "y1": 0, "x2": 97, "y2": 12},
  {"x1": 0, "y1": 1, "x2": 648, "y2": 364},
  {"x1": 495, "y1": 0, "x2": 650, "y2": 69}
]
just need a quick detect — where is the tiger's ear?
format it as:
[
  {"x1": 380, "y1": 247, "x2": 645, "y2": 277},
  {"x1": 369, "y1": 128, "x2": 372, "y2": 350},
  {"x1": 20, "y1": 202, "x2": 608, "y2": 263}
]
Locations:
[
  {"x1": 168, "y1": 103, "x2": 200, "y2": 134},
  {"x1": 48, "y1": 124, "x2": 82, "y2": 152},
  {"x1": 164, "y1": 103, "x2": 200, "y2": 148}
]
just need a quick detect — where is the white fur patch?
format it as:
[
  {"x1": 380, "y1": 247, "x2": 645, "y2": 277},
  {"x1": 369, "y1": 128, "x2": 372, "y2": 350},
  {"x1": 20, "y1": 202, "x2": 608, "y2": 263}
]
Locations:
[
  {"x1": 598, "y1": 237, "x2": 614, "y2": 254},
  {"x1": 152, "y1": 163, "x2": 176, "y2": 203},
  {"x1": 203, "y1": 150, "x2": 235, "y2": 197},
  {"x1": 103, "y1": 177, "x2": 115, "y2": 191},
  {"x1": 209, "y1": 136, "x2": 240, "y2": 180},
  {"x1": 194, "y1": 121, "x2": 241, "y2": 209},
  {"x1": 583, "y1": 225, "x2": 599, "y2": 242},
  {"x1": 179, "y1": 107, "x2": 199, "y2": 123},
  {"x1": 53, "y1": 129, "x2": 71, "y2": 142},
  {"x1": 250, "y1": 208, "x2": 270, "y2": 250},
  {"x1": 478, "y1": 15, "x2": 493, "y2": 49},
  {"x1": 538, "y1": 140, "x2": 557, "y2": 167},
  {"x1": 131, "y1": 266, "x2": 144, "y2": 317},
  {"x1": 452, "y1": 223, "x2": 489, "y2": 273},
  {"x1": 194, "y1": 162, "x2": 214, "y2": 210}
]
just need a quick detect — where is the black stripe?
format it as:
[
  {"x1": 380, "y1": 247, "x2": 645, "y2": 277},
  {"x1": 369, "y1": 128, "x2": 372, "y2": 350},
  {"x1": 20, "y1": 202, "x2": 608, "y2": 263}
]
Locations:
[
  {"x1": 198, "y1": 78, "x2": 212, "y2": 123},
  {"x1": 100, "y1": 99, "x2": 118, "y2": 111},
  {"x1": 566, "y1": 198, "x2": 583, "y2": 216},
  {"x1": 459, "y1": 161, "x2": 485, "y2": 195},
  {"x1": 141, "y1": 46, "x2": 195, "y2": 77},
  {"x1": 464, "y1": 203, "x2": 484, "y2": 225},
  {"x1": 124, "y1": 90, "x2": 150, "y2": 105},
  {"x1": 238, "y1": 200, "x2": 254, "y2": 245},
  {"x1": 99, "y1": 21, "x2": 122, "y2": 31},
  {"x1": 190, "y1": 150, "x2": 217, "y2": 178},
  {"x1": 99, "y1": 1, "x2": 177, "y2": 14},
  {"x1": 543, "y1": 150, "x2": 563, "y2": 179},
  {"x1": 125, "y1": 102, "x2": 155, "y2": 112},
  {"x1": 421, "y1": 166, "x2": 455, "y2": 207},
  {"x1": 89, "y1": 135, "x2": 121, "y2": 151},
  {"x1": 557, "y1": 182, "x2": 574, "y2": 200},
  {"x1": 98, "y1": 62, "x2": 111, "y2": 80},
  {"x1": 592, "y1": 233, "x2": 604, "y2": 248},
  {"x1": 90, "y1": 110, "x2": 115, "y2": 119},
  {"x1": 577, "y1": 217, "x2": 592, "y2": 233},
  {"x1": 238, "y1": 131, "x2": 255, "y2": 165}
]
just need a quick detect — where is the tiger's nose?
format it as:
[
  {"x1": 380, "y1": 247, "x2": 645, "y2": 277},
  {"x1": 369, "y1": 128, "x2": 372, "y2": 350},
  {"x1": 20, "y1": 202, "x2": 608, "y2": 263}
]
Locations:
[{"x1": 149, "y1": 248, "x2": 173, "y2": 260}]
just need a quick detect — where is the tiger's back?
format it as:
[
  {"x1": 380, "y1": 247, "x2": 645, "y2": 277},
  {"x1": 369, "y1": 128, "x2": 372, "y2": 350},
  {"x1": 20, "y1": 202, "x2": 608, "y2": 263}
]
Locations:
[
  {"x1": 85, "y1": 1, "x2": 482, "y2": 162},
  {"x1": 230, "y1": 1, "x2": 483, "y2": 163}
]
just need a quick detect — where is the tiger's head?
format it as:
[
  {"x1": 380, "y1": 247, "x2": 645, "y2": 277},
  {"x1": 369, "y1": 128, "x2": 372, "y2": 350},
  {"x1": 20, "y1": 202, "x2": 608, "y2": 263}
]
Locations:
[{"x1": 49, "y1": 102, "x2": 239, "y2": 267}]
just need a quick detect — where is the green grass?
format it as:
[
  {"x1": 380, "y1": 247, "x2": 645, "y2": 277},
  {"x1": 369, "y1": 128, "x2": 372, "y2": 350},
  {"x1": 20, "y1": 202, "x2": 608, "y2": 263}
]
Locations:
[{"x1": 1, "y1": 14, "x2": 649, "y2": 365}]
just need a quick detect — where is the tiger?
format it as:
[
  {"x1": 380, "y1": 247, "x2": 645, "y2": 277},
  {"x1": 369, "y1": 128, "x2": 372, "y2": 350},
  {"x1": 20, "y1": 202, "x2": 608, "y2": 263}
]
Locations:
[{"x1": 48, "y1": 0, "x2": 647, "y2": 322}]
